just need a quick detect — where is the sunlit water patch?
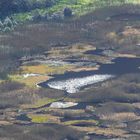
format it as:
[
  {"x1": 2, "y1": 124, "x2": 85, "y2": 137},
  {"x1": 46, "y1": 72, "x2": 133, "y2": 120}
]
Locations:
[
  {"x1": 47, "y1": 74, "x2": 114, "y2": 93},
  {"x1": 38, "y1": 57, "x2": 140, "y2": 93},
  {"x1": 50, "y1": 102, "x2": 78, "y2": 108}
]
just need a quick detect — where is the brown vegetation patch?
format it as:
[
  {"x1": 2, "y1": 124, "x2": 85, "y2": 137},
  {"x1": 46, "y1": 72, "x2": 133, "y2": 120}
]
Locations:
[
  {"x1": 123, "y1": 26, "x2": 140, "y2": 36},
  {"x1": 100, "y1": 112, "x2": 140, "y2": 122},
  {"x1": 45, "y1": 108, "x2": 85, "y2": 117},
  {"x1": 0, "y1": 121, "x2": 12, "y2": 126},
  {"x1": 70, "y1": 65, "x2": 100, "y2": 72},
  {"x1": 70, "y1": 126, "x2": 127, "y2": 138}
]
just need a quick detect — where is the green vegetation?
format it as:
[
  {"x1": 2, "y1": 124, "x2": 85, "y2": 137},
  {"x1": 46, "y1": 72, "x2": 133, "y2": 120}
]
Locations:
[
  {"x1": 27, "y1": 114, "x2": 61, "y2": 123},
  {"x1": 8, "y1": 63, "x2": 74, "y2": 87},
  {"x1": 27, "y1": 114, "x2": 49, "y2": 123},
  {"x1": 0, "y1": 0, "x2": 140, "y2": 23},
  {"x1": 63, "y1": 119, "x2": 99, "y2": 126}
]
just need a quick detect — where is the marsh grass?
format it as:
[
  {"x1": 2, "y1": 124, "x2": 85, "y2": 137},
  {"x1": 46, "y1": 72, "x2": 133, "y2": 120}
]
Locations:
[
  {"x1": 47, "y1": 43, "x2": 96, "y2": 58},
  {"x1": 27, "y1": 114, "x2": 60, "y2": 123},
  {"x1": 20, "y1": 64, "x2": 74, "y2": 75},
  {"x1": 63, "y1": 119, "x2": 98, "y2": 126},
  {"x1": 8, "y1": 63, "x2": 74, "y2": 88},
  {"x1": 9, "y1": 74, "x2": 49, "y2": 87},
  {"x1": 100, "y1": 112, "x2": 140, "y2": 122},
  {"x1": 70, "y1": 125, "x2": 128, "y2": 137}
]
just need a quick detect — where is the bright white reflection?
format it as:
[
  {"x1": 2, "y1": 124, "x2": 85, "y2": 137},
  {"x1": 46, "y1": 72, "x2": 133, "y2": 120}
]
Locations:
[{"x1": 47, "y1": 74, "x2": 114, "y2": 93}]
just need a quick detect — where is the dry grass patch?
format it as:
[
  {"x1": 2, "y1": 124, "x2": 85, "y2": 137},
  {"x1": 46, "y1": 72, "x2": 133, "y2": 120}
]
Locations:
[
  {"x1": 47, "y1": 43, "x2": 96, "y2": 58},
  {"x1": 71, "y1": 65, "x2": 100, "y2": 72},
  {"x1": 0, "y1": 121, "x2": 13, "y2": 126},
  {"x1": 0, "y1": 80, "x2": 4, "y2": 84},
  {"x1": 132, "y1": 102, "x2": 140, "y2": 109},
  {"x1": 20, "y1": 75, "x2": 50, "y2": 87},
  {"x1": 70, "y1": 44, "x2": 96, "y2": 53},
  {"x1": 85, "y1": 54, "x2": 113, "y2": 64},
  {"x1": 45, "y1": 108, "x2": 85, "y2": 116},
  {"x1": 21, "y1": 97, "x2": 59, "y2": 109},
  {"x1": 70, "y1": 126, "x2": 127, "y2": 137},
  {"x1": 100, "y1": 112, "x2": 140, "y2": 122},
  {"x1": 9, "y1": 74, "x2": 50, "y2": 87},
  {"x1": 9, "y1": 63, "x2": 75, "y2": 87},
  {"x1": 20, "y1": 64, "x2": 74, "y2": 75},
  {"x1": 106, "y1": 32, "x2": 120, "y2": 43},
  {"x1": 123, "y1": 26, "x2": 140, "y2": 36},
  {"x1": 117, "y1": 53, "x2": 138, "y2": 58}
]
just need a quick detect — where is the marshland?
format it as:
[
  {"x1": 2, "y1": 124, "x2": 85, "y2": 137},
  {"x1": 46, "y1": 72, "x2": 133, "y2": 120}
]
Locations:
[{"x1": 0, "y1": 0, "x2": 140, "y2": 140}]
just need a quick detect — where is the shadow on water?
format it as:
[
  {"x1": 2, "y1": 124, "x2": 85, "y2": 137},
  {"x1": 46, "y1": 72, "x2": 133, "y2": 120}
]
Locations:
[{"x1": 16, "y1": 114, "x2": 31, "y2": 122}]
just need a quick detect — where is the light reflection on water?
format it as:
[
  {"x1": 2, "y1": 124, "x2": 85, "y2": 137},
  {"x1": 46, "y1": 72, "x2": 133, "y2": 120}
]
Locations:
[
  {"x1": 47, "y1": 74, "x2": 114, "y2": 93},
  {"x1": 38, "y1": 57, "x2": 140, "y2": 93}
]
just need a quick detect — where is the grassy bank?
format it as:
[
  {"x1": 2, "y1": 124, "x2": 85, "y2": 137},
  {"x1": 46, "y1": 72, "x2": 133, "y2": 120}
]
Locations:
[{"x1": 13, "y1": 0, "x2": 140, "y2": 22}]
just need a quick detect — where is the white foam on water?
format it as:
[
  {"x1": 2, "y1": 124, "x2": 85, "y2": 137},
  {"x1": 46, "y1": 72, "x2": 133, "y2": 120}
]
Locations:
[{"x1": 47, "y1": 74, "x2": 114, "y2": 93}]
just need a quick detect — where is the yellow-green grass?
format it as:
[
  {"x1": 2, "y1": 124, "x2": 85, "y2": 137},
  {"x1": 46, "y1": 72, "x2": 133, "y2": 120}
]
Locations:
[
  {"x1": 27, "y1": 114, "x2": 60, "y2": 123},
  {"x1": 8, "y1": 63, "x2": 74, "y2": 88},
  {"x1": 63, "y1": 119, "x2": 98, "y2": 126},
  {"x1": 8, "y1": 74, "x2": 50, "y2": 88},
  {"x1": 0, "y1": 80, "x2": 2, "y2": 83},
  {"x1": 70, "y1": 126, "x2": 128, "y2": 137},
  {"x1": 20, "y1": 64, "x2": 74, "y2": 75}
]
